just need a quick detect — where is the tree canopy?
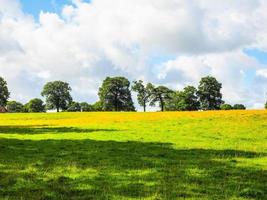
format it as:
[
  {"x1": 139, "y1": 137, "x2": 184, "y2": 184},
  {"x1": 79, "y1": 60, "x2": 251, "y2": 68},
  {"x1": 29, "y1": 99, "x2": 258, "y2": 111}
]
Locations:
[
  {"x1": 0, "y1": 77, "x2": 10, "y2": 107},
  {"x1": 197, "y1": 76, "x2": 224, "y2": 110},
  {"x1": 67, "y1": 102, "x2": 81, "y2": 112},
  {"x1": 80, "y1": 102, "x2": 93, "y2": 112},
  {"x1": 132, "y1": 80, "x2": 153, "y2": 112},
  {"x1": 166, "y1": 86, "x2": 199, "y2": 111},
  {"x1": 25, "y1": 98, "x2": 46, "y2": 113},
  {"x1": 98, "y1": 77, "x2": 135, "y2": 111},
  {"x1": 233, "y1": 104, "x2": 246, "y2": 110},
  {"x1": 220, "y1": 104, "x2": 233, "y2": 110},
  {"x1": 150, "y1": 85, "x2": 173, "y2": 112},
  {"x1": 6, "y1": 101, "x2": 23, "y2": 113},
  {"x1": 41, "y1": 81, "x2": 72, "y2": 112},
  {"x1": 1, "y1": 75, "x2": 258, "y2": 112}
]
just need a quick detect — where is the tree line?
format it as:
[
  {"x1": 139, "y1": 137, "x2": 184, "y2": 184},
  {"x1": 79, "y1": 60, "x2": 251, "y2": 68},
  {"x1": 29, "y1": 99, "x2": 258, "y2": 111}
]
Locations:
[{"x1": 0, "y1": 76, "x2": 265, "y2": 113}]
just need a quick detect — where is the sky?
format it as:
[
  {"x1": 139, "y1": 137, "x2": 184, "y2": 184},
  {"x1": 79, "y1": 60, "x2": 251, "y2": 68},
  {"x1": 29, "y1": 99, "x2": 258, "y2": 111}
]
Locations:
[{"x1": 1, "y1": 0, "x2": 267, "y2": 110}]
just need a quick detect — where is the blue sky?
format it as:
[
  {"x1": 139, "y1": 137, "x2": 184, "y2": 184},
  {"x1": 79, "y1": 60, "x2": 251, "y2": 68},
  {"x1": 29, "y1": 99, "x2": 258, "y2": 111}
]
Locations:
[
  {"x1": 20, "y1": 0, "x2": 71, "y2": 18},
  {"x1": 244, "y1": 49, "x2": 267, "y2": 65}
]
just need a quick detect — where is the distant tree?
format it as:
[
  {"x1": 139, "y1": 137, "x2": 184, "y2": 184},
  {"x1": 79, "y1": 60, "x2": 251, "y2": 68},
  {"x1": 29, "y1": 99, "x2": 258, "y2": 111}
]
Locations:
[
  {"x1": 165, "y1": 91, "x2": 183, "y2": 111},
  {"x1": 166, "y1": 86, "x2": 199, "y2": 111},
  {"x1": 132, "y1": 80, "x2": 153, "y2": 112},
  {"x1": 98, "y1": 77, "x2": 135, "y2": 111},
  {"x1": 181, "y1": 86, "x2": 200, "y2": 111},
  {"x1": 41, "y1": 81, "x2": 72, "y2": 112},
  {"x1": 0, "y1": 77, "x2": 10, "y2": 107},
  {"x1": 80, "y1": 102, "x2": 94, "y2": 112},
  {"x1": 197, "y1": 76, "x2": 224, "y2": 110},
  {"x1": 220, "y1": 104, "x2": 233, "y2": 110},
  {"x1": 265, "y1": 101, "x2": 267, "y2": 109},
  {"x1": 22, "y1": 103, "x2": 29, "y2": 113},
  {"x1": 7, "y1": 101, "x2": 23, "y2": 113},
  {"x1": 25, "y1": 98, "x2": 46, "y2": 113},
  {"x1": 233, "y1": 104, "x2": 246, "y2": 110},
  {"x1": 67, "y1": 102, "x2": 81, "y2": 112},
  {"x1": 150, "y1": 85, "x2": 173, "y2": 112},
  {"x1": 92, "y1": 101, "x2": 103, "y2": 111}
]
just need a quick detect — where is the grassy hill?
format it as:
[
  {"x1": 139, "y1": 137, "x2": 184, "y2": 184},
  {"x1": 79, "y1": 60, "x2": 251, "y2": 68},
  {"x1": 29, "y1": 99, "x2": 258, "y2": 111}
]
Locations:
[{"x1": 0, "y1": 111, "x2": 266, "y2": 199}]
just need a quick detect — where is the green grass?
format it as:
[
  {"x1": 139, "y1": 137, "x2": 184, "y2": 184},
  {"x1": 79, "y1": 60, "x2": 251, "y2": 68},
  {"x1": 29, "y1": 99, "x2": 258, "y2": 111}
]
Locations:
[{"x1": 0, "y1": 111, "x2": 266, "y2": 199}]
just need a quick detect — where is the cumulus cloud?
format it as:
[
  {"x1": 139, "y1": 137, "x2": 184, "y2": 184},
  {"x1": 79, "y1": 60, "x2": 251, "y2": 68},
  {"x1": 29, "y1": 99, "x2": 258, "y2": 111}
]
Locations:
[{"x1": 0, "y1": 0, "x2": 267, "y2": 109}]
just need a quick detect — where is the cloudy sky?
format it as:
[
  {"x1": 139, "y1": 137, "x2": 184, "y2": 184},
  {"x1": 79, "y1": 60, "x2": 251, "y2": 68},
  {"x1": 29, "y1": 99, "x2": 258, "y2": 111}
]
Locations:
[{"x1": 1, "y1": 0, "x2": 267, "y2": 109}]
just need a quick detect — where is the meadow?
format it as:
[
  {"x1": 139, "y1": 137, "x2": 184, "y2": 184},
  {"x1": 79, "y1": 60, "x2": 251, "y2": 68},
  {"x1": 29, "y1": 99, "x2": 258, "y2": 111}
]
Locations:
[{"x1": 0, "y1": 111, "x2": 266, "y2": 200}]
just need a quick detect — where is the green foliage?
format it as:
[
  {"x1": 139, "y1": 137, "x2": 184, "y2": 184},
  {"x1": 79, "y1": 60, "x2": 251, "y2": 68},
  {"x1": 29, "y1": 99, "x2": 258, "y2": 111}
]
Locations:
[
  {"x1": 132, "y1": 80, "x2": 153, "y2": 112},
  {"x1": 265, "y1": 102, "x2": 267, "y2": 109},
  {"x1": 22, "y1": 103, "x2": 29, "y2": 113},
  {"x1": 197, "y1": 76, "x2": 224, "y2": 110},
  {"x1": 25, "y1": 98, "x2": 46, "y2": 113},
  {"x1": 41, "y1": 81, "x2": 72, "y2": 112},
  {"x1": 0, "y1": 77, "x2": 10, "y2": 107},
  {"x1": 98, "y1": 77, "x2": 135, "y2": 111},
  {"x1": 220, "y1": 104, "x2": 233, "y2": 110},
  {"x1": 233, "y1": 104, "x2": 246, "y2": 110},
  {"x1": 67, "y1": 102, "x2": 81, "y2": 112},
  {"x1": 92, "y1": 101, "x2": 103, "y2": 111},
  {"x1": 150, "y1": 85, "x2": 173, "y2": 111},
  {"x1": 165, "y1": 91, "x2": 183, "y2": 111},
  {"x1": 6, "y1": 101, "x2": 23, "y2": 113},
  {"x1": 80, "y1": 102, "x2": 94, "y2": 112},
  {"x1": 182, "y1": 86, "x2": 200, "y2": 111},
  {"x1": 166, "y1": 86, "x2": 199, "y2": 111}
]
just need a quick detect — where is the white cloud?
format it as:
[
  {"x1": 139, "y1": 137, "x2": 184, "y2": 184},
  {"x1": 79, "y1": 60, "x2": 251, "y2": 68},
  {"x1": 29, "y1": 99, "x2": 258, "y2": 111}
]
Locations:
[
  {"x1": 256, "y1": 69, "x2": 267, "y2": 79},
  {"x1": 0, "y1": 0, "x2": 267, "y2": 109}
]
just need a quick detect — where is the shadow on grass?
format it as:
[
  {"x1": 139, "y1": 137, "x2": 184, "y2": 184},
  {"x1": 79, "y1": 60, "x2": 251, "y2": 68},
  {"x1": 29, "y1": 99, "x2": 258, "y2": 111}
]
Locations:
[
  {"x1": 0, "y1": 125, "x2": 119, "y2": 134},
  {"x1": 0, "y1": 138, "x2": 266, "y2": 199}
]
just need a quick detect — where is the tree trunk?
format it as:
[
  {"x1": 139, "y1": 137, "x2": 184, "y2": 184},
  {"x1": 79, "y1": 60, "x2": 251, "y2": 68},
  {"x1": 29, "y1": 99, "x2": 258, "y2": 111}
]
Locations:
[
  {"x1": 160, "y1": 99, "x2": 164, "y2": 112},
  {"x1": 115, "y1": 94, "x2": 118, "y2": 111},
  {"x1": 57, "y1": 107, "x2": 59, "y2": 112},
  {"x1": 143, "y1": 101, "x2": 146, "y2": 112}
]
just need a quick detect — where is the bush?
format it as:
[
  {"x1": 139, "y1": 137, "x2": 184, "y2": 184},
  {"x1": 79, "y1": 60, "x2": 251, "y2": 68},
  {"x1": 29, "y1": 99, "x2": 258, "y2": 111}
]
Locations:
[
  {"x1": 233, "y1": 104, "x2": 246, "y2": 110},
  {"x1": 220, "y1": 104, "x2": 233, "y2": 110},
  {"x1": 7, "y1": 101, "x2": 24, "y2": 113}
]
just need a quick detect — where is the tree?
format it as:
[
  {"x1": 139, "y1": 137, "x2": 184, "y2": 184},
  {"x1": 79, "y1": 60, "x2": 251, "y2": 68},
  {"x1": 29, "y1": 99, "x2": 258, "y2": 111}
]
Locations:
[
  {"x1": 22, "y1": 103, "x2": 29, "y2": 113},
  {"x1": 165, "y1": 91, "x2": 183, "y2": 111},
  {"x1": 0, "y1": 77, "x2": 10, "y2": 107},
  {"x1": 92, "y1": 101, "x2": 103, "y2": 111},
  {"x1": 6, "y1": 101, "x2": 23, "y2": 113},
  {"x1": 233, "y1": 104, "x2": 246, "y2": 110},
  {"x1": 181, "y1": 86, "x2": 200, "y2": 111},
  {"x1": 265, "y1": 102, "x2": 267, "y2": 109},
  {"x1": 80, "y1": 102, "x2": 94, "y2": 112},
  {"x1": 25, "y1": 98, "x2": 46, "y2": 113},
  {"x1": 150, "y1": 85, "x2": 173, "y2": 112},
  {"x1": 165, "y1": 86, "x2": 199, "y2": 111},
  {"x1": 41, "y1": 81, "x2": 72, "y2": 112},
  {"x1": 67, "y1": 102, "x2": 81, "y2": 112},
  {"x1": 132, "y1": 80, "x2": 153, "y2": 112},
  {"x1": 98, "y1": 77, "x2": 135, "y2": 111},
  {"x1": 220, "y1": 104, "x2": 233, "y2": 110},
  {"x1": 197, "y1": 76, "x2": 224, "y2": 110}
]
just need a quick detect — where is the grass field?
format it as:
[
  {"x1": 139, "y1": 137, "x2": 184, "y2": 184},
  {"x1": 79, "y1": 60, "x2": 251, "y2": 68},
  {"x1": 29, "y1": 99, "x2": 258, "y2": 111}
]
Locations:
[{"x1": 0, "y1": 111, "x2": 266, "y2": 200}]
